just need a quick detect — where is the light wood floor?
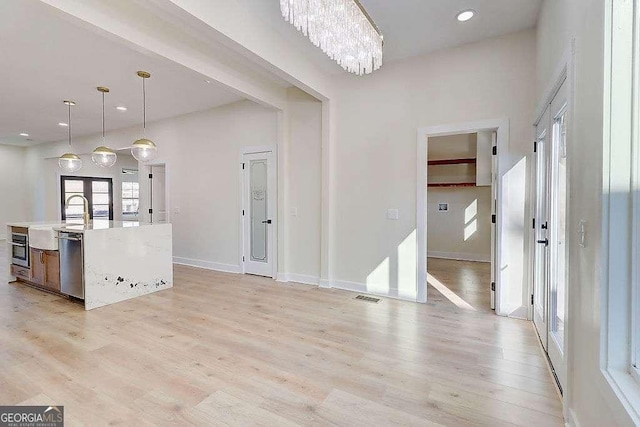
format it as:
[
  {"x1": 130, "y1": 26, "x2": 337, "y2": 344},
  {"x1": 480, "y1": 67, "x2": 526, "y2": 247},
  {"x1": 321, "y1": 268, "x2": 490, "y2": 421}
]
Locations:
[
  {"x1": 0, "y1": 246, "x2": 562, "y2": 426},
  {"x1": 427, "y1": 258, "x2": 493, "y2": 313}
]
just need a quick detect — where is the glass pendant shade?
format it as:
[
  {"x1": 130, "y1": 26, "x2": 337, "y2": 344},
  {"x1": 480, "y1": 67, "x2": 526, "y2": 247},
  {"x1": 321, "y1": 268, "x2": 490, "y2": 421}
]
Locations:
[
  {"x1": 58, "y1": 153, "x2": 83, "y2": 173},
  {"x1": 131, "y1": 138, "x2": 157, "y2": 162},
  {"x1": 92, "y1": 146, "x2": 117, "y2": 168},
  {"x1": 132, "y1": 71, "x2": 157, "y2": 162},
  {"x1": 58, "y1": 100, "x2": 81, "y2": 173},
  {"x1": 91, "y1": 86, "x2": 117, "y2": 168}
]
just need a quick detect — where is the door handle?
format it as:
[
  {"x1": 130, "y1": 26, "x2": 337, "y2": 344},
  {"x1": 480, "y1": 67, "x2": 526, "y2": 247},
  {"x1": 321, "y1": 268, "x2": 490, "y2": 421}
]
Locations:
[
  {"x1": 537, "y1": 239, "x2": 549, "y2": 246},
  {"x1": 261, "y1": 219, "x2": 272, "y2": 224}
]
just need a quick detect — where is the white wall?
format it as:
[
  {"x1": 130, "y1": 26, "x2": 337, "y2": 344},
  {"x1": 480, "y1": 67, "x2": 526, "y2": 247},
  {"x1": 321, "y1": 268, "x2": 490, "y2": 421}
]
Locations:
[
  {"x1": 329, "y1": 30, "x2": 536, "y2": 299},
  {"x1": 536, "y1": 0, "x2": 632, "y2": 425},
  {"x1": 285, "y1": 88, "x2": 322, "y2": 280},
  {"x1": 38, "y1": 153, "x2": 138, "y2": 221},
  {"x1": 24, "y1": 98, "x2": 322, "y2": 279},
  {"x1": 427, "y1": 187, "x2": 491, "y2": 262},
  {"x1": 137, "y1": 101, "x2": 279, "y2": 271},
  {"x1": 0, "y1": 144, "x2": 27, "y2": 239}
]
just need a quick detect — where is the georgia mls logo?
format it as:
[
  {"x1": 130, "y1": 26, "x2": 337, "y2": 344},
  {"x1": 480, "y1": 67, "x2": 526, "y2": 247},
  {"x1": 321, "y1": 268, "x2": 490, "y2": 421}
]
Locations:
[{"x1": 0, "y1": 405, "x2": 64, "y2": 427}]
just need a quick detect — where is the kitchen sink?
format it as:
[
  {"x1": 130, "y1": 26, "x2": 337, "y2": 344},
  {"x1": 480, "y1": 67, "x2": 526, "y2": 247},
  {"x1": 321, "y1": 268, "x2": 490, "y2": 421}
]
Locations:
[{"x1": 29, "y1": 225, "x2": 63, "y2": 250}]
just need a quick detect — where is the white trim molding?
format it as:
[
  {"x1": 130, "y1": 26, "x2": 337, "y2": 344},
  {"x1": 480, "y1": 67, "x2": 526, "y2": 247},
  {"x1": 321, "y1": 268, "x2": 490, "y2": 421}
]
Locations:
[
  {"x1": 276, "y1": 273, "x2": 320, "y2": 286},
  {"x1": 173, "y1": 257, "x2": 241, "y2": 274},
  {"x1": 427, "y1": 251, "x2": 490, "y2": 263},
  {"x1": 417, "y1": 118, "x2": 509, "y2": 311}
]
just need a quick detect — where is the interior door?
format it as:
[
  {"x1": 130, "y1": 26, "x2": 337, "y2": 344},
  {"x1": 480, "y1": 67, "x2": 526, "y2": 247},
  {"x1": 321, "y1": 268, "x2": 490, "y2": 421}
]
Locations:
[
  {"x1": 243, "y1": 150, "x2": 276, "y2": 277},
  {"x1": 150, "y1": 165, "x2": 167, "y2": 223},
  {"x1": 533, "y1": 78, "x2": 568, "y2": 391}
]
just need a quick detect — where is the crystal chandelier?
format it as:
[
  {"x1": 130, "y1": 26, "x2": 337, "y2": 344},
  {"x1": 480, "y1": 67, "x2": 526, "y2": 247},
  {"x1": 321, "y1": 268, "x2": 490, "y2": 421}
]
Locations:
[{"x1": 280, "y1": 0, "x2": 383, "y2": 76}]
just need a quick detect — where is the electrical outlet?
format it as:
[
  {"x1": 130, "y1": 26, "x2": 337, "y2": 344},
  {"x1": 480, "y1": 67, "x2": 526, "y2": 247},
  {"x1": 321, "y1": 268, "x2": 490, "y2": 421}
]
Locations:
[
  {"x1": 174, "y1": 206, "x2": 181, "y2": 214},
  {"x1": 290, "y1": 207, "x2": 298, "y2": 217},
  {"x1": 387, "y1": 209, "x2": 399, "y2": 220}
]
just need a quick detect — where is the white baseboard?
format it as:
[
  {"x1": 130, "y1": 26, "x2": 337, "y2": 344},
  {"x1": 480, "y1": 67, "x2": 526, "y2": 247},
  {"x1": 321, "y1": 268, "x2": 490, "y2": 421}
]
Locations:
[
  {"x1": 276, "y1": 273, "x2": 319, "y2": 286},
  {"x1": 331, "y1": 280, "x2": 418, "y2": 302},
  {"x1": 172, "y1": 261, "x2": 419, "y2": 303},
  {"x1": 173, "y1": 256, "x2": 241, "y2": 274},
  {"x1": 427, "y1": 251, "x2": 490, "y2": 263}
]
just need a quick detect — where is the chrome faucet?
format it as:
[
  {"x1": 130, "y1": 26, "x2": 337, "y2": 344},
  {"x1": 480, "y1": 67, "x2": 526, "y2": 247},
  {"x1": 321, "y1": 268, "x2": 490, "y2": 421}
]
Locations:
[{"x1": 65, "y1": 194, "x2": 90, "y2": 225}]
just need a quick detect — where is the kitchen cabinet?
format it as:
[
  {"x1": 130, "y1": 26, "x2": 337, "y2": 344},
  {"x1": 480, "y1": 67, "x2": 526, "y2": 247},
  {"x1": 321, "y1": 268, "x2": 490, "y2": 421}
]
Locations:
[
  {"x1": 44, "y1": 250, "x2": 60, "y2": 291},
  {"x1": 29, "y1": 248, "x2": 60, "y2": 291},
  {"x1": 30, "y1": 248, "x2": 45, "y2": 286}
]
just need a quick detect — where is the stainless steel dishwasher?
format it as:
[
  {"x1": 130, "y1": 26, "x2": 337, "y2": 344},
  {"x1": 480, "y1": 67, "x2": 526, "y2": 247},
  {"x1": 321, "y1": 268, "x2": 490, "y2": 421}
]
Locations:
[{"x1": 59, "y1": 232, "x2": 84, "y2": 299}]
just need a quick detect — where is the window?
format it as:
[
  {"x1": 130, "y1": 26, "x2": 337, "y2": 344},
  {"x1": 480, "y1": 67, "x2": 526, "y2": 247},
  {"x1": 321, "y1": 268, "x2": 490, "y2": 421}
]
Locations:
[
  {"x1": 61, "y1": 176, "x2": 114, "y2": 220},
  {"x1": 602, "y1": 0, "x2": 640, "y2": 420},
  {"x1": 122, "y1": 181, "x2": 139, "y2": 218}
]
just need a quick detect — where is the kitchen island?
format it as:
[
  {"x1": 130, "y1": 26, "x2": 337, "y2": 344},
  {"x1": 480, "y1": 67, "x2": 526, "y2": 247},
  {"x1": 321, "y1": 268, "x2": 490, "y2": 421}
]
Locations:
[{"x1": 6, "y1": 220, "x2": 172, "y2": 310}]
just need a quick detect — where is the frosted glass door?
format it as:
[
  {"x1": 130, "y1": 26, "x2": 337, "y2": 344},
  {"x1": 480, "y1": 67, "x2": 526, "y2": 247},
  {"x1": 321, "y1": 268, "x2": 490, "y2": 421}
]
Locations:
[
  {"x1": 250, "y1": 159, "x2": 268, "y2": 262},
  {"x1": 243, "y1": 150, "x2": 276, "y2": 277}
]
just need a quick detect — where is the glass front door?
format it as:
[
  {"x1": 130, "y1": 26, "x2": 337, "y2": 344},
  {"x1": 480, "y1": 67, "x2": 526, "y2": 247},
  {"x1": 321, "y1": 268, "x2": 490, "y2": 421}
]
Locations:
[{"x1": 533, "y1": 78, "x2": 569, "y2": 392}]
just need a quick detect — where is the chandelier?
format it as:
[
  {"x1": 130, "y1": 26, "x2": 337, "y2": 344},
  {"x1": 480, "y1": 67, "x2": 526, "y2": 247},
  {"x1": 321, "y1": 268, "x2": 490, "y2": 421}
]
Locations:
[{"x1": 279, "y1": 0, "x2": 383, "y2": 76}]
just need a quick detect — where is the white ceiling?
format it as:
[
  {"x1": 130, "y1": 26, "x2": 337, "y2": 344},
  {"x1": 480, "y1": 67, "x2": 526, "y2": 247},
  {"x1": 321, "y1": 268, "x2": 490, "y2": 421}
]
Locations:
[
  {"x1": 0, "y1": 0, "x2": 244, "y2": 147},
  {"x1": 250, "y1": 0, "x2": 542, "y2": 74}
]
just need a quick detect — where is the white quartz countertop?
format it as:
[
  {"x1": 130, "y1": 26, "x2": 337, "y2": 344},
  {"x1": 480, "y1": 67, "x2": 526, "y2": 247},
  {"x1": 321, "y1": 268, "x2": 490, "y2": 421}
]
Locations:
[{"x1": 7, "y1": 220, "x2": 157, "y2": 233}]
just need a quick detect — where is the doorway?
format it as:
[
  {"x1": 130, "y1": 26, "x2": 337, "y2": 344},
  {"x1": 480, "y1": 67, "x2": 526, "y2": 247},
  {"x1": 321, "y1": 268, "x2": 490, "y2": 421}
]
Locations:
[
  {"x1": 241, "y1": 147, "x2": 277, "y2": 278},
  {"x1": 425, "y1": 132, "x2": 497, "y2": 312},
  {"x1": 149, "y1": 164, "x2": 167, "y2": 223},
  {"x1": 533, "y1": 77, "x2": 569, "y2": 392}
]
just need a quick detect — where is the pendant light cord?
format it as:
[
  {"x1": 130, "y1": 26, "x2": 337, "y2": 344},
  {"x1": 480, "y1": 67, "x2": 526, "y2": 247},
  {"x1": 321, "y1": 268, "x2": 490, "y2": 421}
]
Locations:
[
  {"x1": 142, "y1": 76, "x2": 146, "y2": 133},
  {"x1": 102, "y1": 91, "x2": 105, "y2": 141},
  {"x1": 68, "y1": 102, "x2": 72, "y2": 148}
]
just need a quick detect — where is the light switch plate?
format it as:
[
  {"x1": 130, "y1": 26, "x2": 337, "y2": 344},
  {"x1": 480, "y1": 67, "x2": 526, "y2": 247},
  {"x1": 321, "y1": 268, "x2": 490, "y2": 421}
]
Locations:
[
  {"x1": 387, "y1": 209, "x2": 399, "y2": 220},
  {"x1": 290, "y1": 207, "x2": 298, "y2": 217}
]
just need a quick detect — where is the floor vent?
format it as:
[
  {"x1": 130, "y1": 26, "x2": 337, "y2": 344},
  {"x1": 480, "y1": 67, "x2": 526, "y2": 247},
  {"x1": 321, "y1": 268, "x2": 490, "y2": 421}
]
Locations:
[{"x1": 355, "y1": 295, "x2": 381, "y2": 303}]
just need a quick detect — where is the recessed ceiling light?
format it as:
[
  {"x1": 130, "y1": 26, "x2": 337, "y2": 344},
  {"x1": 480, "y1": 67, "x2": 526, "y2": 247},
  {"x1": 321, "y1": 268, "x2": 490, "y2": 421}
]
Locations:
[
  {"x1": 457, "y1": 10, "x2": 475, "y2": 22},
  {"x1": 116, "y1": 106, "x2": 127, "y2": 111},
  {"x1": 58, "y1": 122, "x2": 68, "y2": 127},
  {"x1": 19, "y1": 133, "x2": 29, "y2": 137}
]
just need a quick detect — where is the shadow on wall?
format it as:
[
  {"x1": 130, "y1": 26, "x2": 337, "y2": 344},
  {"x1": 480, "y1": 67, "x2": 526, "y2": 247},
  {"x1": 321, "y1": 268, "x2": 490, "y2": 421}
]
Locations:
[{"x1": 365, "y1": 229, "x2": 417, "y2": 300}]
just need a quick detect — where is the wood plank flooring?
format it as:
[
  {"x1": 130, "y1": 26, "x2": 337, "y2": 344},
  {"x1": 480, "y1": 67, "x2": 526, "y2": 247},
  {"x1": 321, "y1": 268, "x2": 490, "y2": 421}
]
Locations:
[
  {"x1": 0, "y1": 246, "x2": 562, "y2": 426},
  {"x1": 427, "y1": 258, "x2": 493, "y2": 313}
]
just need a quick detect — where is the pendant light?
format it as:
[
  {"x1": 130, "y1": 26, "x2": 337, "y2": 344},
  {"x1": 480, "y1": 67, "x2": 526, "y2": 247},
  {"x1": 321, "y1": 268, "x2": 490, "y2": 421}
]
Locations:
[
  {"x1": 131, "y1": 71, "x2": 157, "y2": 162},
  {"x1": 58, "y1": 100, "x2": 82, "y2": 173},
  {"x1": 92, "y1": 86, "x2": 117, "y2": 168}
]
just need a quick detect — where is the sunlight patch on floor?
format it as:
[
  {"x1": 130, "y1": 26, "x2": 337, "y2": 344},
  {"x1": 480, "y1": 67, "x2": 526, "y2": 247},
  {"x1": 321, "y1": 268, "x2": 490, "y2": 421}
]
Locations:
[{"x1": 427, "y1": 272, "x2": 476, "y2": 311}]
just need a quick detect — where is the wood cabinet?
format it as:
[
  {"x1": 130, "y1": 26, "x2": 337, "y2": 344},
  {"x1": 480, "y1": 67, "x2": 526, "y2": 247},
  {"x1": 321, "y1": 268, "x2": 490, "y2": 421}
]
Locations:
[
  {"x1": 44, "y1": 250, "x2": 60, "y2": 291},
  {"x1": 30, "y1": 248, "x2": 45, "y2": 286},
  {"x1": 28, "y1": 248, "x2": 60, "y2": 292}
]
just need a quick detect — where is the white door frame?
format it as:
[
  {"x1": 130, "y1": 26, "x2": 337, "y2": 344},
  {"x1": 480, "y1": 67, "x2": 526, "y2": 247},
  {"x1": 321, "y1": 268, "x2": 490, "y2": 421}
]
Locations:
[
  {"x1": 416, "y1": 118, "x2": 508, "y2": 314},
  {"x1": 142, "y1": 161, "x2": 170, "y2": 224},
  {"x1": 240, "y1": 145, "x2": 278, "y2": 279}
]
